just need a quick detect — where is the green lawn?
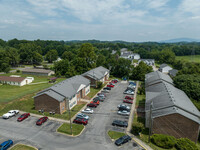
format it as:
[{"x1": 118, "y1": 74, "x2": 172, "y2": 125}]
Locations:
[
  {"x1": 136, "y1": 94, "x2": 145, "y2": 107},
  {"x1": 107, "y1": 130, "x2": 126, "y2": 140},
  {"x1": 176, "y1": 55, "x2": 200, "y2": 63},
  {"x1": 57, "y1": 123, "x2": 84, "y2": 136},
  {"x1": 87, "y1": 83, "x2": 107, "y2": 99},
  {"x1": 0, "y1": 94, "x2": 86, "y2": 120},
  {"x1": 10, "y1": 144, "x2": 37, "y2": 150},
  {"x1": 0, "y1": 72, "x2": 65, "y2": 103}
]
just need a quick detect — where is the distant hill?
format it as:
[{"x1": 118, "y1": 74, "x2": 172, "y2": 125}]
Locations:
[{"x1": 159, "y1": 38, "x2": 200, "y2": 43}]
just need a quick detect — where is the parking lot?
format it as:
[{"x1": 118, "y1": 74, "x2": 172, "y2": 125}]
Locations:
[{"x1": 0, "y1": 80, "x2": 144, "y2": 150}]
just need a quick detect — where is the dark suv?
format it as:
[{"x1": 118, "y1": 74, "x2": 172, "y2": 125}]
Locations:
[
  {"x1": 112, "y1": 120, "x2": 128, "y2": 127},
  {"x1": 115, "y1": 135, "x2": 131, "y2": 146}
]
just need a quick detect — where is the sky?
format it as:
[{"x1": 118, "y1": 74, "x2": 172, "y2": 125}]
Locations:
[{"x1": 0, "y1": 0, "x2": 200, "y2": 42}]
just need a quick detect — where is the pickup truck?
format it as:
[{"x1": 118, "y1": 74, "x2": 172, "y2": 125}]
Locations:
[{"x1": 3, "y1": 110, "x2": 19, "y2": 119}]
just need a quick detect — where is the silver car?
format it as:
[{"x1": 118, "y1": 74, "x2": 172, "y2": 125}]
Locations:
[
  {"x1": 118, "y1": 110, "x2": 130, "y2": 116},
  {"x1": 76, "y1": 113, "x2": 89, "y2": 120},
  {"x1": 81, "y1": 108, "x2": 94, "y2": 114}
]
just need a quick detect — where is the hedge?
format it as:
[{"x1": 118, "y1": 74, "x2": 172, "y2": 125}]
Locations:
[
  {"x1": 131, "y1": 122, "x2": 144, "y2": 135},
  {"x1": 176, "y1": 138, "x2": 198, "y2": 150},
  {"x1": 151, "y1": 134, "x2": 176, "y2": 149}
]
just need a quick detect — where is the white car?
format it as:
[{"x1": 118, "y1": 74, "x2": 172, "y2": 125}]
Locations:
[
  {"x1": 124, "y1": 90, "x2": 134, "y2": 95},
  {"x1": 117, "y1": 104, "x2": 130, "y2": 110},
  {"x1": 81, "y1": 108, "x2": 94, "y2": 114},
  {"x1": 3, "y1": 110, "x2": 19, "y2": 119},
  {"x1": 118, "y1": 110, "x2": 130, "y2": 116}
]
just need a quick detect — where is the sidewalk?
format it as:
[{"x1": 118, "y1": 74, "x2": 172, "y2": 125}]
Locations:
[{"x1": 126, "y1": 81, "x2": 153, "y2": 150}]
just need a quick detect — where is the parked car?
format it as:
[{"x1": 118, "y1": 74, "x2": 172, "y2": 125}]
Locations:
[
  {"x1": 109, "y1": 82, "x2": 115, "y2": 86},
  {"x1": 17, "y1": 113, "x2": 30, "y2": 122},
  {"x1": 36, "y1": 116, "x2": 48, "y2": 125},
  {"x1": 112, "y1": 120, "x2": 128, "y2": 127},
  {"x1": 127, "y1": 85, "x2": 135, "y2": 89},
  {"x1": 81, "y1": 108, "x2": 94, "y2": 114},
  {"x1": 97, "y1": 93, "x2": 106, "y2": 97},
  {"x1": 87, "y1": 103, "x2": 97, "y2": 108},
  {"x1": 91, "y1": 100, "x2": 100, "y2": 105},
  {"x1": 112, "y1": 79, "x2": 118, "y2": 83},
  {"x1": 124, "y1": 90, "x2": 134, "y2": 95},
  {"x1": 95, "y1": 96, "x2": 104, "y2": 102},
  {"x1": 103, "y1": 87, "x2": 111, "y2": 91},
  {"x1": 117, "y1": 104, "x2": 130, "y2": 110},
  {"x1": 107, "y1": 84, "x2": 114, "y2": 88},
  {"x1": 2, "y1": 110, "x2": 19, "y2": 119},
  {"x1": 76, "y1": 113, "x2": 89, "y2": 120},
  {"x1": 102, "y1": 89, "x2": 110, "y2": 93},
  {"x1": 0, "y1": 139, "x2": 13, "y2": 150},
  {"x1": 73, "y1": 118, "x2": 88, "y2": 125},
  {"x1": 115, "y1": 135, "x2": 131, "y2": 146},
  {"x1": 129, "y1": 81, "x2": 136, "y2": 85},
  {"x1": 125, "y1": 96, "x2": 133, "y2": 100},
  {"x1": 123, "y1": 99, "x2": 133, "y2": 104},
  {"x1": 98, "y1": 95, "x2": 106, "y2": 99},
  {"x1": 118, "y1": 110, "x2": 130, "y2": 116}
]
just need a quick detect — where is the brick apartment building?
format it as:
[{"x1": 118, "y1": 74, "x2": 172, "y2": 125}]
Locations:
[
  {"x1": 145, "y1": 71, "x2": 200, "y2": 142},
  {"x1": 34, "y1": 75, "x2": 90, "y2": 114}
]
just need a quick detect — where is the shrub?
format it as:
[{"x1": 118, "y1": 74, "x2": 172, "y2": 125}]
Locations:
[
  {"x1": 131, "y1": 122, "x2": 144, "y2": 135},
  {"x1": 16, "y1": 70, "x2": 21, "y2": 73},
  {"x1": 176, "y1": 138, "x2": 198, "y2": 150},
  {"x1": 97, "y1": 81, "x2": 103, "y2": 89},
  {"x1": 151, "y1": 134, "x2": 176, "y2": 149}
]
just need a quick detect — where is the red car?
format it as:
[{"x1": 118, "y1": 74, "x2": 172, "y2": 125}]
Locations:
[
  {"x1": 36, "y1": 116, "x2": 48, "y2": 125},
  {"x1": 123, "y1": 99, "x2": 133, "y2": 104},
  {"x1": 17, "y1": 113, "x2": 30, "y2": 122},
  {"x1": 107, "y1": 84, "x2": 114, "y2": 88},
  {"x1": 112, "y1": 79, "x2": 118, "y2": 83},
  {"x1": 87, "y1": 103, "x2": 97, "y2": 108},
  {"x1": 73, "y1": 118, "x2": 88, "y2": 125},
  {"x1": 125, "y1": 96, "x2": 133, "y2": 100},
  {"x1": 90, "y1": 100, "x2": 100, "y2": 105}
]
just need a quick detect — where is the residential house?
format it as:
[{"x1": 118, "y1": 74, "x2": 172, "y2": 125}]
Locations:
[
  {"x1": 145, "y1": 71, "x2": 200, "y2": 142},
  {"x1": 22, "y1": 68, "x2": 55, "y2": 76},
  {"x1": 82, "y1": 66, "x2": 109, "y2": 87},
  {"x1": 120, "y1": 51, "x2": 140, "y2": 60},
  {"x1": 0, "y1": 76, "x2": 34, "y2": 86},
  {"x1": 34, "y1": 75, "x2": 90, "y2": 114},
  {"x1": 169, "y1": 69, "x2": 178, "y2": 77},
  {"x1": 158, "y1": 64, "x2": 173, "y2": 73},
  {"x1": 138, "y1": 59, "x2": 155, "y2": 66}
]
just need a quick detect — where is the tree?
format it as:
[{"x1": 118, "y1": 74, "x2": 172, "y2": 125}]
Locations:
[
  {"x1": 45, "y1": 49, "x2": 58, "y2": 63},
  {"x1": 131, "y1": 61, "x2": 153, "y2": 81},
  {"x1": 96, "y1": 54, "x2": 106, "y2": 67},
  {"x1": 71, "y1": 57, "x2": 88, "y2": 74},
  {"x1": 32, "y1": 52, "x2": 43, "y2": 65},
  {"x1": 78, "y1": 43, "x2": 96, "y2": 68},
  {"x1": 5, "y1": 47, "x2": 20, "y2": 66},
  {"x1": 159, "y1": 49, "x2": 175, "y2": 64},
  {"x1": 62, "y1": 51, "x2": 75, "y2": 61}
]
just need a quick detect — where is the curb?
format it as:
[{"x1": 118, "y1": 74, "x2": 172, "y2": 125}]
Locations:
[
  {"x1": 9, "y1": 143, "x2": 38, "y2": 150},
  {"x1": 56, "y1": 123, "x2": 85, "y2": 137}
]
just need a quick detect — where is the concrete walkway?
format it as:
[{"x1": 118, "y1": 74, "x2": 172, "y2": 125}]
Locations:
[
  {"x1": 29, "y1": 81, "x2": 49, "y2": 85},
  {"x1": 126, "y1": 81, "x2": 153, "y2": 150}
]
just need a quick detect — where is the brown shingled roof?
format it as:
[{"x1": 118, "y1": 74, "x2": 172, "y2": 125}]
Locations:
[{"x1": 0, "y1": 76, "x2": 26, "y2": 82}]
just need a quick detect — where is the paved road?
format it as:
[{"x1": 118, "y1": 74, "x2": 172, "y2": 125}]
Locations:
[{"x1": 0, "y1": 81, "x2": 144, "y2": 150}]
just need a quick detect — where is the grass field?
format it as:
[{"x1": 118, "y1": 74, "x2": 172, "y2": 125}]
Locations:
[
  {"x1": 176, "y1": 55, "x2": 200, "y2": 63},
  {"x1": 0, "y1": 73, "x2": 65, "y2": 103},
  {"x1": 107, "y1": 130, "x2": 126, "y2": 140},
  {"x1": 57, "y1": 123, "x2": 84, "y2": 136},
  {"x1": 10, "y1": 144, "x2": 37, "y2": 150},
  {"x1": 87, "y1": 83, "x2": 107, "y2": 99},
  {"x1": 0, "y1": 93, "x2": 86, "y2": 120}
]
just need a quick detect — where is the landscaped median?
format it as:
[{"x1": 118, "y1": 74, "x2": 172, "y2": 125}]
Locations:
[
  {"x1": 107, "y1": 130, "x2": 126, "y2": 141},
  {"x1": 57, "y1": 123, "x2": 85, "y2": 136},
  {"x1": 10, "y1": 144, "x2": 37, "y2": 150}
]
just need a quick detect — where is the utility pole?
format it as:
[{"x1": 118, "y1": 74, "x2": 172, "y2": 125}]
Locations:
[
  {"x1": 67, "y1": 97, "x2": 72, "y2": 135},
  {"x1": 148, "y1": 102, "x2": 153, "y2": 143}
]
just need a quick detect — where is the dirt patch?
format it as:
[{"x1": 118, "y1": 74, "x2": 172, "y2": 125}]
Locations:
[
  {"x1": 77, "y1": 101, "x2": 87, "y2": 105},
  {"x1": 83, "y1": 96, "x2": 90, "y2": 100}
]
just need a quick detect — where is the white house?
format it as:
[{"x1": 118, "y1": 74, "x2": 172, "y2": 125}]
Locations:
[
  {"x1": 120, "y1": 51, "x2": 140, "y2": 60},
  {"x1": 158, "y1": 64, "x2": 173, "y2": 73},
  {"x1": 0, "y1": 76, "x2": 34, "y2": 86},
  {"x1": 138, "y1": 59, "x2": 155, "y2": 66}
]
